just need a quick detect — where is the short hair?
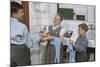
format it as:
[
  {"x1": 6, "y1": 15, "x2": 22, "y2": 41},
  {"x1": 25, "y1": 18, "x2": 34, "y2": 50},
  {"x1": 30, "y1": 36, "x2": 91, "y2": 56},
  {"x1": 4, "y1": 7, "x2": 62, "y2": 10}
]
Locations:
[
  {"x1": 40, "y1": 31, "x2": 44, "y2": 33},
  {"x1": 11, "y1": 2, "x2": 23, "y2": 16},
  {"x1": 55, "y1": 13, "x2": 63, "y2": 21},
  {"x1": 78, "y1": 23, "x2": 88, "y2": 32}
]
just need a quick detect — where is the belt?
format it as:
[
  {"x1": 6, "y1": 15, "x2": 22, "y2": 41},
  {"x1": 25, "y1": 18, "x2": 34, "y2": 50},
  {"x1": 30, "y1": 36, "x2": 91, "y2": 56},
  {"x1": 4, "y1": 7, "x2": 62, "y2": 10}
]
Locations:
[{"x1": 11, "y1": 44, "x2": 24, "y2": 46}]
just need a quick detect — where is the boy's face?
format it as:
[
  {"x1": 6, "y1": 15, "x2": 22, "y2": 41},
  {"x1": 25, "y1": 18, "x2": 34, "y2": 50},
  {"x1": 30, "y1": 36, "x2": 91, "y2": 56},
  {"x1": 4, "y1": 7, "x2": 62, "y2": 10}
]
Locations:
[
  {"x1": 78, "y1": 27, "x2": 86, "y2": 36},
  {"x1": 13, "y1": 9, "x2": 24, "y2": 20},
  {"x1": 53, "y1": 15, "x2": 61, "y2": 26}
]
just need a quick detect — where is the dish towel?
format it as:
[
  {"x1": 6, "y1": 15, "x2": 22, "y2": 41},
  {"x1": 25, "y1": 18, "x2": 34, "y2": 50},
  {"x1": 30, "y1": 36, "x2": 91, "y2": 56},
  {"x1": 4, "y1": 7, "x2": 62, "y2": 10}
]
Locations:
[
  {"x1": 50, "y1": 37, "x2": 61, "y2": 63},
  {"x1": 67, "y1": 41, "x2": 76, "y2": 63}
]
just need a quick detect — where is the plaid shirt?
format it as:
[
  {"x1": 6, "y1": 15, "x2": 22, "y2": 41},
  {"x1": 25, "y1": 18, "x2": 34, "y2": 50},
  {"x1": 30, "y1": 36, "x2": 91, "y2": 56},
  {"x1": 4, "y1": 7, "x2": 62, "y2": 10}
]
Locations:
[{"x1": 75, "y1": 35, "x2": 88, "y2": 52}]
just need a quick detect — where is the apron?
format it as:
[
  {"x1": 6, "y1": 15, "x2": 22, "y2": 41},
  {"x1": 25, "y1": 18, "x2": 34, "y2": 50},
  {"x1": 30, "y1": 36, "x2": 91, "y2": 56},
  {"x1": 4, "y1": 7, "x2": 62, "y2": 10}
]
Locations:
[{"x1": 48, "y1": 25, "x2": 63, "y2": 63}]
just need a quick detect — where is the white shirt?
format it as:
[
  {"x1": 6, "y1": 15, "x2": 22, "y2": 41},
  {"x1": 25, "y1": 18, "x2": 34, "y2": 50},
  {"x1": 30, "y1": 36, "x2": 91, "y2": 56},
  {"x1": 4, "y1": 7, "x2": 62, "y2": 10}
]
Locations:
[{"x1": 10, "y1": 17, "x2": 33, "y2": 48}]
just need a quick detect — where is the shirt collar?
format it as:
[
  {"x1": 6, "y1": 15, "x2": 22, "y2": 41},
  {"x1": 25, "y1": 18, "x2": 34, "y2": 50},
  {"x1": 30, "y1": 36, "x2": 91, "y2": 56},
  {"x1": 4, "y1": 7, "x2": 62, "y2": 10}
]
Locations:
[
  {"x1": 11, "y1": 17, "x2": 19, "y2": 22},
  {"x1": 79, "y1": 35, "x2": 86, "y2": 39}
]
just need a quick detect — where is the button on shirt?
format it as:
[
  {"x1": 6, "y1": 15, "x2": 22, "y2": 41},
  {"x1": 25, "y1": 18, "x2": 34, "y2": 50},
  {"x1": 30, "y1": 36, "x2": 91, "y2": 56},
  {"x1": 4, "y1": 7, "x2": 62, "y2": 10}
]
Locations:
[{"x1": 11, "y1": 17, "x2": 33, "y2": 48}]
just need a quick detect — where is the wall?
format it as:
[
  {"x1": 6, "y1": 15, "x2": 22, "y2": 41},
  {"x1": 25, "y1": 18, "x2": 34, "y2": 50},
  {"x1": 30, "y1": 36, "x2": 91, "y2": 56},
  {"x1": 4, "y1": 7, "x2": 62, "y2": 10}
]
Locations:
[
  {"x1": 29, "y1": 2, "x2": 57, "y2": 38},
  {"x1": 59, "y1": 4, "x2": 95, "y2": 23}
]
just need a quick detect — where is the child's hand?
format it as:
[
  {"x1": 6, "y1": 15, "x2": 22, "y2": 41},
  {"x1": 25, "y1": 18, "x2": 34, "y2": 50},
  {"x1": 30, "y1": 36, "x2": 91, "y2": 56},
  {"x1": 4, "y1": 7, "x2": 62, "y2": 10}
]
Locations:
[
  {"x1": 69, "y1": 38, "x2": 75, "y2": 44},
  {"x1": 44, "y1": 36, "x2": 54, "y2": 40}
]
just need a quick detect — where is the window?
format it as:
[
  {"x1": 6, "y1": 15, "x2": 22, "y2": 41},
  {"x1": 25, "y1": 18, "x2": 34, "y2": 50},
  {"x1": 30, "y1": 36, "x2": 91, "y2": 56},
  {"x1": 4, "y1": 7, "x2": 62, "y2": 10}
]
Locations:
[
  {"x1": 76, "y1": 15, "x2": 85, "y2": 20},
  {"x1": 58, "y1": 8, "x2": 74, "y2": 20}
]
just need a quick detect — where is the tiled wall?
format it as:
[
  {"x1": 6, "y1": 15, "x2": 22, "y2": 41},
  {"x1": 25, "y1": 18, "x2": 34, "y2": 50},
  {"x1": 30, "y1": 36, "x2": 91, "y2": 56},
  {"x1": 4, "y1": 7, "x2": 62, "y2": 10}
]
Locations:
[{"x1": 29, "y1": 2, "x2": 57, "y2": 39}]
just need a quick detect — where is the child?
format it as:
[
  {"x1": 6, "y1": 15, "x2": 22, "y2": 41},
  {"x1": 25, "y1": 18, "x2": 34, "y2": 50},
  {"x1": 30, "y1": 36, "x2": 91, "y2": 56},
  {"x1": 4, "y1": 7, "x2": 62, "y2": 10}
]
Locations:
[
  {"x1": 32, "y1": 31, "x2": 55, "y2": 64},
  {"x1": 70, "y1": 23, "x2": 88, "y2": 62},
  {"x1": 11, "y1": 2, "x2": 33, "y2": 66}
]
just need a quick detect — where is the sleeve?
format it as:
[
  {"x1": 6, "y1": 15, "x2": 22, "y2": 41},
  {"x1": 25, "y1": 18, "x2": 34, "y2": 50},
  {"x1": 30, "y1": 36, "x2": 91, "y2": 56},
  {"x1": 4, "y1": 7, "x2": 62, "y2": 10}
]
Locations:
[
  {"x1": 32, "y1": 33, "x2": 40, "y2": 47},
  {"x1": 23, "y1": 25, "x2": 33, "y2": 48},
  {"x1": 60, "y1": 27, "x2": 66, "y2": 36}
]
